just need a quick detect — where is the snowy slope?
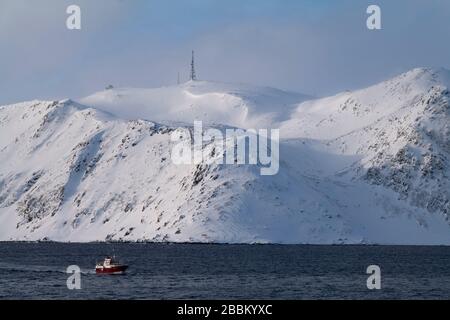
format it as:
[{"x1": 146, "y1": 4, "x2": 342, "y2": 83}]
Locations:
[
  {"x1": 1, "y1": 68, "x2": 450, "y2": 244},
  {"x1": 281, "y1": 67, "x2": 450, "y2": 224},
  {"x1": 0, "y1": 99, "x2": 349, "y2": 243},
  {"x1": 281, "y1": 67, "x2": 450, "y2": 139},
  {"x1": 80, "y1": 80, "x2": 309, "y2": 129}
]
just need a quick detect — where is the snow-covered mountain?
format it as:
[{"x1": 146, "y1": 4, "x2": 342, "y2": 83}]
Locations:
[{"x1": 1, "y1": 68, "x2": 450, "y2": 244}]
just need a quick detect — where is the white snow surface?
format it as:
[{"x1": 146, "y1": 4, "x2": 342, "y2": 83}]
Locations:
[
  {"x1": 1, "y1": 68, "x2": 450, "y2": 244},
  {"x1": 80, "y1": 80, "x2": 309, "y2": 129}
]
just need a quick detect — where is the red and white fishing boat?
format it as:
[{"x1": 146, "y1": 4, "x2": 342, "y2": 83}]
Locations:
[{"x1": 95, "y1": 256, "x2": 128, "y2": 274}]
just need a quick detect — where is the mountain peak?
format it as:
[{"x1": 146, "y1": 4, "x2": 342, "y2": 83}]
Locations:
[
  {"x1": 390, "y1": 67, "x2": 450, "y2": 88},
  {"x1": 78, "y1": 81, "x2": 309, "y2": 128}
]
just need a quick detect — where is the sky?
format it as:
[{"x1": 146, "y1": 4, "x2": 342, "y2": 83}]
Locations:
[{"x1": 1, "y1": 0, "x2": 450, "y2": 105}]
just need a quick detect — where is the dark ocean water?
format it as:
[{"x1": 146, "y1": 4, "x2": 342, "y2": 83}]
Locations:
[{"x1": 0, "y1": 243, "x2": 449, "y2": 299}]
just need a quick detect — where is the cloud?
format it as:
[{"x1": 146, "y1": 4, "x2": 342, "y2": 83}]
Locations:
[{"x1": 0, "y1": 0, "x2": 133, "y2": 102}]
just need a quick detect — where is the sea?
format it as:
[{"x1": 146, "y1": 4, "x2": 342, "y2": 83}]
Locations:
[{"x1": 0, "y1": 242, "x2": 449, "y2": 299}]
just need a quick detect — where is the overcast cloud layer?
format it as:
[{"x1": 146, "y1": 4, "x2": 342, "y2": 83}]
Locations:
[{"x1": 1, "y1": 0, "x2": 450, "y2": 105}]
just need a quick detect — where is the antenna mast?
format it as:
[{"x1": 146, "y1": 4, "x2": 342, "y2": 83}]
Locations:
[{"x1": 190, "y1": 50, "x2": 197, "y2": 81}]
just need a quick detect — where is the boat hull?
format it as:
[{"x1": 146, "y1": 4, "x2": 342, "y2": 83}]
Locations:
[{"x1": 95, "y1": 265, "x2": 128, "y2": 274}]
